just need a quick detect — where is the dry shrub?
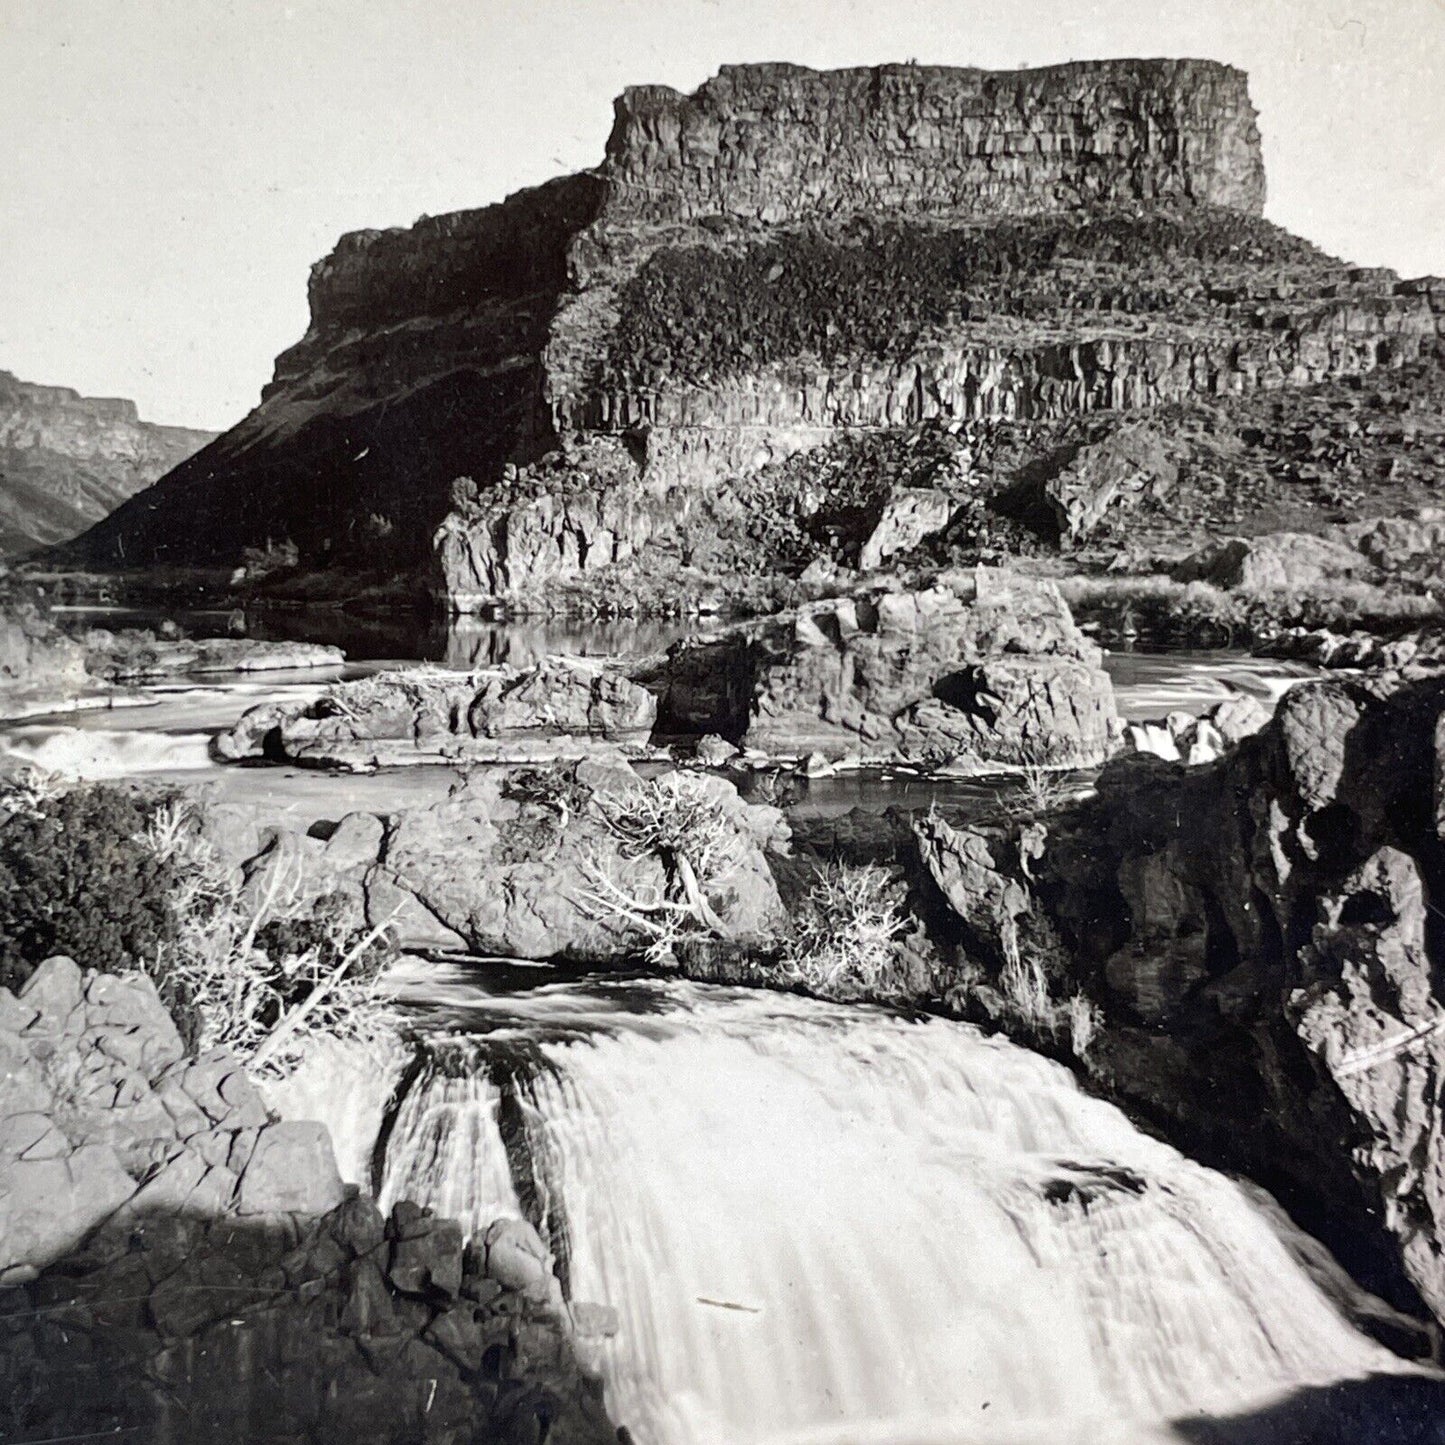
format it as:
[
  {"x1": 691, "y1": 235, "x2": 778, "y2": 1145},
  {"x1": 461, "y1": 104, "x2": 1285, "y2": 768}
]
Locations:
[
  {"x1": 141, "y1": 802, "x2": 402, "y2": 1079},
  {"x1": 778, "y1": 862, "x2": 909, "y2": 1000},
  {"x1": 578, "y1": 772, "x2": 748, "y2": 964},
  {"x1": 998, "y1": 950, "x2": 1054, "y2": 1030}
]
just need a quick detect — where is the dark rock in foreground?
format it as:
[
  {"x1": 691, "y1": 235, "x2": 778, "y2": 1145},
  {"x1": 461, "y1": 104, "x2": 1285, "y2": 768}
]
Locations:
[
  {"x1": 915, "y1": 669, "x2": 1445, "y2": 1329},
  {"x1": 1, "y1": 1191, "x2": 614, "y2": 1445},
  {"x1": 0, "y1": 954, "x2": 346, "y2": 1282}
]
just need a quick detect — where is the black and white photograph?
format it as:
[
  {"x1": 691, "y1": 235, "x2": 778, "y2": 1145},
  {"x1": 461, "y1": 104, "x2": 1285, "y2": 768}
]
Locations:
[{"x1": 2, "y1": 1, "x2": 1444, "y2": 1441}]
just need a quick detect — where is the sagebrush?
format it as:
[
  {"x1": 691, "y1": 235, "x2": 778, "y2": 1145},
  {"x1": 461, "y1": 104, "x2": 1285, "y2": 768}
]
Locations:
[
  {"x1": 0, "y1": 779, "x2": 178, "y2": 990},
  {"x1": 140, "y1": 801, "x2": 403, "y2": 1077},
  {"x1": 777, "y1": 862, "x2": 910, "y2": 1000}
]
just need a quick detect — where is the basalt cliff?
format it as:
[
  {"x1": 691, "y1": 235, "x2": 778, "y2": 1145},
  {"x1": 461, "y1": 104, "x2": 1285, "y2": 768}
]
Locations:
[
  {"x1": 64, "y1": 61, "x2": 1445, "y2": 610},
  {"x1": 0, "y1": 371, "x2": 213, "y2": 557}
]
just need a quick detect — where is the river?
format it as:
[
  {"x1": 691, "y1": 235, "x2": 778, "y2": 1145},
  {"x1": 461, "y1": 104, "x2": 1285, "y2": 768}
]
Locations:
[{"x1": 9, "y1": 628, "x2": 1421, "y2": 1442}]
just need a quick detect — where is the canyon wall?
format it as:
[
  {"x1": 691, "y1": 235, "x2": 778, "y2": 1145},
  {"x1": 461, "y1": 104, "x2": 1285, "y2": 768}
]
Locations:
[
  {"x1": 61, "y1": 61, "x2": 1444, "y2": 608},
  {"x1": 0, "y1": 371, "x2": 213, "y2": 556}
]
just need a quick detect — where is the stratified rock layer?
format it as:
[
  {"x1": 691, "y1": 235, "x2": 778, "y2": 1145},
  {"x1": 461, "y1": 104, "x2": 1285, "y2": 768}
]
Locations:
[
  {"x1": 0, "y1": 370, "x2": 213, "y2": 555},
  {"x1": 66, "y1": 60, "x2": 1443, "y2": 610}
]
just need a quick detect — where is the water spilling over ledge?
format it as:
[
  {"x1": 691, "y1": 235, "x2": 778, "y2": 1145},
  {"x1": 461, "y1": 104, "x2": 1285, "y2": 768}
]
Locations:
[{"x1": 379, "y1": 978, "x2": 1424, "y2": 1443}]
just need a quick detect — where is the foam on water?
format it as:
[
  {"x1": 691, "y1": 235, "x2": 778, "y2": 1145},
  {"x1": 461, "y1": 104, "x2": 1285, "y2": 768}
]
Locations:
[
  {"x1": 379, "y1": 979, "x2": 1421, "y2": 1445},
  {"x1": 0, "y1": 723, "x2": 217, "y2": 778}
]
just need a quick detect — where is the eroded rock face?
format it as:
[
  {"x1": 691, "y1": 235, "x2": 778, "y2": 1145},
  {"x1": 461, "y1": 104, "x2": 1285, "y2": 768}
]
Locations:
[
  {"x1": 607, "y1": 61, "x2": 1265, "y2": 223},
  {"x1": 0, "y1": 370, "x2": 213, "y2": 555},
  {"x1": 662, "y1": 571, "x2": 1118, "y2": 768},
  {"x1": 0, "y1": 956, "x2": 615, "y2": 1442},
  {"x1": 1036, "y1": 422, "x2": 1178, "y2": 543},
  {"x1": 916, "y1": 671, "x2": 1445, "y2": 1326}
]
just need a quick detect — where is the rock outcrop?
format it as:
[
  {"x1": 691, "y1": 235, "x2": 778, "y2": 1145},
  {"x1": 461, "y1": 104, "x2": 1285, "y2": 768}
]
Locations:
[
  {"x1": 61, "y1": 61, "x2": 1445, "y2": 611},
  {"x1": 915, "y1": 671, "x2": 1445, "y2": 1330},
  {"x1": 0, "y1": 605, "x2": 90, "y2": 714},
  {"x1": 0, "y1": 370, "x2": 213, "y2": 555},
  {"x1": 658, "y1": 571, "x2": 1119, "y2": 768},
  {"x1": 0, "y1": 955, "x2": 345, "y2": 1282},
  {"x1": 0, "y1": 956, "x2": 614, "y2": 1444},
  {"x1": 216, "y1": 760, "x2": 789, "y2": 960},
  {"x1": 216, "y1": 657, "x2": 658, "y2": 769}
]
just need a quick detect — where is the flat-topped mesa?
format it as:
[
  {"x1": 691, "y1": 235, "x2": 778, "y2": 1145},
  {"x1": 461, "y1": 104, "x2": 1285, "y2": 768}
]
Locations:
[
  {"x1": 289, "y1": 58, "x2": 1262, "y2": 357},
  {"x1": 63, "y1": 60, "x2": 1442, "y2": 605},
  {"x1": 602, "y1": 60, "x2": 1266, "y2": 224}
]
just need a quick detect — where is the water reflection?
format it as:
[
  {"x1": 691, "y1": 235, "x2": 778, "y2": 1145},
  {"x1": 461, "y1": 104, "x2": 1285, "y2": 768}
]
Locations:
[{"x1": 51, "y1": 603, "x2": 692, "y2": 666}]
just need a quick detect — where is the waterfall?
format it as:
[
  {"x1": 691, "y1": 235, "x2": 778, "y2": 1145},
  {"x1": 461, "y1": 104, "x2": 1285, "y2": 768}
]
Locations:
[{"x1": 379, "y1": 980, "x2": 1418, "y2": 1444}]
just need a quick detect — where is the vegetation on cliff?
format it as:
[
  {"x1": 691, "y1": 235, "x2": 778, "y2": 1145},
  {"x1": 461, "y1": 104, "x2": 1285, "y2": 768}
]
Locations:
[
  {"x1": 0, "y1": 777, "x2": 402, "y2": 1072},
  {"x1": 599, "y1": 207, "x2": 1338, "y2": 391}
]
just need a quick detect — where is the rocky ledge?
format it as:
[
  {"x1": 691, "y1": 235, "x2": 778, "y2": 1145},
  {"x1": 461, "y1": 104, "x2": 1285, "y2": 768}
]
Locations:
[
  {"x1": 84, "y1": 630, "x2": 345, "y2": 683},
  {"x1": 912, "y1": 668, "x2": 1445, "y2": 1333},
  {"x1": 0, "y1": 955, "x2": 613, "y2": 1443},
  {"x1": 0, "y1": 607, "x2": 347, "y2": 721},
  {"x1": 216, "y1": 656, "x2": 658, "y2": 769}
]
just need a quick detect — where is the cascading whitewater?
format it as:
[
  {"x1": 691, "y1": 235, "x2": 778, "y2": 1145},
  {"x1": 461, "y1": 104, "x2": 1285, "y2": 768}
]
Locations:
[{"x1": 378, "y1": 980, "x2": 1424, "y2": 1445}]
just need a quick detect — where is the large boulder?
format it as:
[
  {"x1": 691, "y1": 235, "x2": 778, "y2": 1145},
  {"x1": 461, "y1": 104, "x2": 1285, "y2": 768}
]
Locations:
[
  {"x1": 1349, "y1": 509, "x2": 1445, "y2": 571},
  {"x1": 858, "y1": 487, "x2": 955, "y2": 570},
  {"x1": 1173, "y1": 531, "x2": 1378, "y2": 591},
  {"x1": 662, "y1": 570, "x2": 1118, "y2": 769},
  {"x1": 366, "y1": 765, "x2": 788, "y2": 960},
  {"x1": 1040, "y1": 422, "x2": 1177, "y2": 543}
]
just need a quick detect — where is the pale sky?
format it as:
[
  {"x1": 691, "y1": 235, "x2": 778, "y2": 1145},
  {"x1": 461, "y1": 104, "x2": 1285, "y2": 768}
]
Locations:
[{"x1": 2, "y1": 0, "x2": 1442, "y2": 430}]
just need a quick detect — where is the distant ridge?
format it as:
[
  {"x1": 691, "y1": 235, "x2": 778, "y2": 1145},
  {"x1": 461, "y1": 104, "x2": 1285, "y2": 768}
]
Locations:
[{"x1": 0, "y1": 370, "x2": 215, "y2": 557}]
